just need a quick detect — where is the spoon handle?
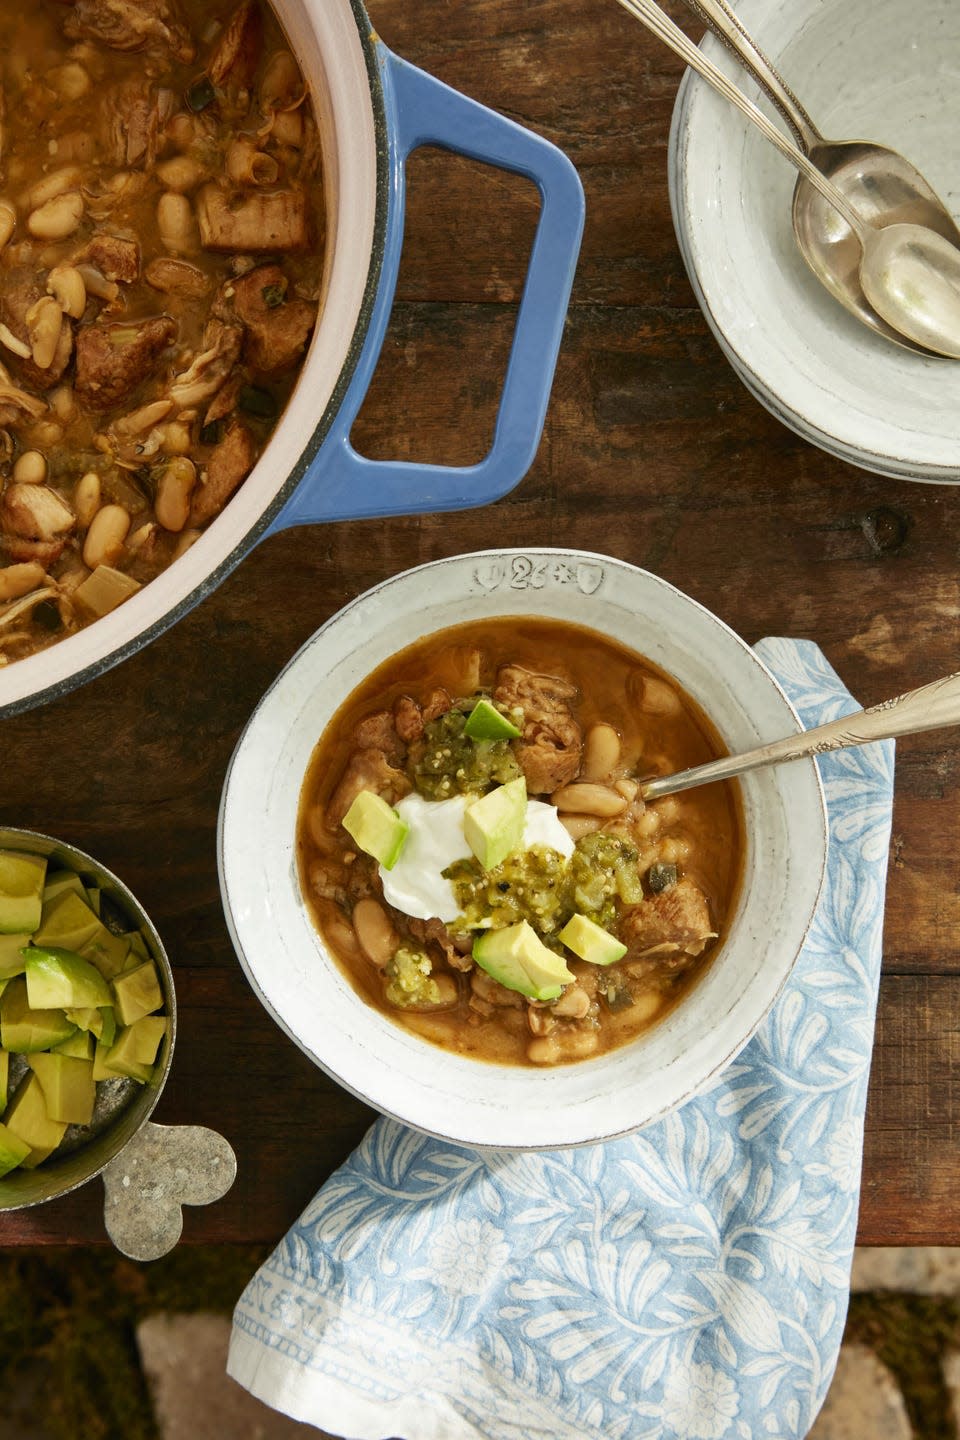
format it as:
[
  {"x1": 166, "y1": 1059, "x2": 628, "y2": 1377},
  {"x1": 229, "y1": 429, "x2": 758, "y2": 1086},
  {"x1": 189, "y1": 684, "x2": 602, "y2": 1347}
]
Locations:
[
  {"x1": 678, "y1": 0, "x2": 821, "y2": 154},
  {"x1": 640, "y1": 671, "x2": 960, "y2": 800},
  {"x1": 613, "y1": 0, "x2": 865, "y2": 235}
]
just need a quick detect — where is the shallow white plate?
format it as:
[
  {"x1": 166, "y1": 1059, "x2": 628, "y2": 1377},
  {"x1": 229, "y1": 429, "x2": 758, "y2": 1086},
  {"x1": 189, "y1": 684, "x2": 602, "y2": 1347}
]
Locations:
[
  {"x1": 218, "y1": 549, "x2": 827, "y2": 1149},
  {"x1": 669, "y1": 0, "x2": 960, "y2": 482}
]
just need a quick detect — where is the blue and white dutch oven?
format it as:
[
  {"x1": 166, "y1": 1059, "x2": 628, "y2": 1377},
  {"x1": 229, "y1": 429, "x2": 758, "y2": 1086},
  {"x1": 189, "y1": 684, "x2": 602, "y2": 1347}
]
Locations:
[{"x1": 0, "y1": 0, "x2": 584, "y2": 716}]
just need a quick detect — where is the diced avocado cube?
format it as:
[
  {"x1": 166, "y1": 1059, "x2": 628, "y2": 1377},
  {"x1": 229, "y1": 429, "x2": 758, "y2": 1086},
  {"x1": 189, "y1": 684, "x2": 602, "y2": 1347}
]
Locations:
[
  {"x1": 33, "y1": 890, "x2": 101, "y2": 954},
  {"x1": 0, "y1": 851, "x2": 47, "y2": 936},
  {"x1": 74, "y1": 564, "x2": 140, "y2": 620},
  {"x1": 4, "y1": 1073, "x2": 67, "y2": 1167},
  {"x1": 463, "y1": 778, "x2": 527, "y2": 871},
  {"x1": 0, "y1": 1121, "x2": 31, "y2": 1178},
  {"x1": 558, "y1": 913, "x2": 628, "y2": 966},
  {"x1": 104, "y1": 1025, "x2": 156, "y2": 1084},
  {"x1": 42, "y1": 871, "x2": 87, "y2": 907},
  {"x1": 473, "y1": 920, "x2": 575, "y2": 1001},
  {"x1": 0, "y1": 978, "x2": 75, "y2": 1054},
  {"x1": 85, "y1": 886, "x2": 101, "y2": 916},
  {"x1": 122, "y1": 930, "x2": 150, "y2": 963},
  {"x1": 119, "y1": 1015, "x2": 167, "y2": 1066},
  {"x1": 98, "y1": 1006, "x2": 117, "y2": 1048},
  {"x1": 53, "y1": 1029, "x2": 95, "y2": 1061},
  {"x1": 79, "y1": 923, "x2": 130, "y2": 980},
  {"x1": 111, "y1": 961, "x2": 163, "y2": 1027},
  {"x1": 0, "y1": 1050, "x2": 8, "y2": 1115},
  {"x1": 93, "y1": 1035, "x2": 129, "y2": 1082},
  {"x1": 342, "y1": 790, "x2": 409, "y2": 870},
  {"x1": 26, "y1": 1052, "x2": 96, "y2": 1126},
  {"x1": 63, "y1": 1006, "x2": 104, "y2": 1038},
  {"x1": 0, "y1": 933, "x2": 31, "y2": 981},
  {"x1": 24, "y1": 947, "x2": 113, "y2": 1011},
  {"x1": 463, "y1": 697, "x2": 522, "y2": 741}
]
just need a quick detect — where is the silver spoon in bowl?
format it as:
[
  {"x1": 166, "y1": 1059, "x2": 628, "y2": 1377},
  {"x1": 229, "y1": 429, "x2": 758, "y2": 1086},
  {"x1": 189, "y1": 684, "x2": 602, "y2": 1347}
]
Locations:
[
  {"x1": 679, "y1": 0, "x2": 960, "y2": 356},
  {"x1": 640, "y1": 670, "x2": 960, "y2": 800},
  {"x1": 616, "y1": 0, "x2": 960, "y2": 359}
]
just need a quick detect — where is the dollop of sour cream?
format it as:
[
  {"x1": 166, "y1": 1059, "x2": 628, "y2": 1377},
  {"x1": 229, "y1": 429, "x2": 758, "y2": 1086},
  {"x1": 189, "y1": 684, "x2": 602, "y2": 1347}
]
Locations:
[{"x1": 380, "y1": 791, "x2": 575, "y2": 923}]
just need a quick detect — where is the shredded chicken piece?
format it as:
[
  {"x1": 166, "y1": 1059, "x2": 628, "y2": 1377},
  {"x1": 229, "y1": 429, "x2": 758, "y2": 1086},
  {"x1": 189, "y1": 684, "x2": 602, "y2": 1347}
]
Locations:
[
  {"x1": 326, "y1": 749, "x2": 410, "y2": 830},
  {"x1": 206, "y1": 0, "x2": 262, "y2": 88},
  {"x1": 64, "y1": 0, "x2": 195, "y2": 63},
  {"x1": 494, "y1": 663, "x2": 583, "y2": 794},
  {"x1": 168, "y1": 320, "x2": 243, "y2": 409}
]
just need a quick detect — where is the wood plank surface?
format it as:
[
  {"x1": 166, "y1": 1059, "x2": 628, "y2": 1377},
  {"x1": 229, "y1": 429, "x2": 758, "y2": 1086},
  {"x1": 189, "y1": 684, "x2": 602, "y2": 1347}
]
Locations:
[{"x1": 2, "y1": 0, "x2": 958, "y2": 1245}]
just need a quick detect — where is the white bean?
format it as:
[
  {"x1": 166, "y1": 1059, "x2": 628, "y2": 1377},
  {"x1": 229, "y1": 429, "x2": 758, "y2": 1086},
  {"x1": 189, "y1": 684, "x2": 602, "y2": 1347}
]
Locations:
[
  {"x1": 74, "y1": 472, "x2": 101, "y2": 528},
  {"x1": 552, "y1": 986, "x2": 591, "y2": 1019},
  {"x1": 12, "y1": 451, "x2": 47, "y2": 485},
  {"x1": 173, "y1": 527, "x2": 202, "y2": 559},
  {"x1": 559, "y1": 814, "x2": 604, "y2": 841},
  {"x1": 0, "y1": 201, "x2": 16, "y2": 250},
  {"x1": 27, "y1": 191, "x2": 84, "y2": 240},
  {"x1": 0, "y1": 562, "x2": 46, "y2": 601},
  {"x1": 154, "y1": 457, "x2": 197, "y2": 533},
  {"x1": 580, "y1": 722, "x2": 622, "y2": 783},
  {"x1": 46, "y1": 264, "x2": 86, "y2": 320},
  {"x1": 26, "y1": 296, "x2": 64, "y2": 370},
  {"x1": 27, "y1": 166, "x2": 83, "y2": 210},
  {"x1": 352, "y1": 898, "x2": 398, "y2": 968},
  {"x1": 82, "y1": 503, "x2": 129, "y2": 569},
  {"x1": 550, "y1": 782, "x2": 628, "y2": 817},
  {"x1": 639, "y1": 675, "x2": 683, "y2": 716},
  {"x1": 155, "y1": 156, "x2": 203, "y2": 193},
  {"x1": 157, "y1": 192, "x2": 198, "y2": 255}
]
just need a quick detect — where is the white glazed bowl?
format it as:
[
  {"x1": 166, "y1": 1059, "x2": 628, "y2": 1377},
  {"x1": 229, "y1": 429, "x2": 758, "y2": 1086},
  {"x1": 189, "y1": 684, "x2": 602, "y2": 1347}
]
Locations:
[
  {"x1": 669, "y1": 0, "x2": 960, "y2": 482},
  {"x1": 218, "y1": 549, "x2": 827, "y2": 1149}
]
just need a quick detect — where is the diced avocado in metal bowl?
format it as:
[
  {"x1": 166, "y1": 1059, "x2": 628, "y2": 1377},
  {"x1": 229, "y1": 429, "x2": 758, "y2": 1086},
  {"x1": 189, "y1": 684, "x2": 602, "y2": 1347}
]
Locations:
[{"x1": 0, "y1": 827, "x2": 174, "y2": 1212}]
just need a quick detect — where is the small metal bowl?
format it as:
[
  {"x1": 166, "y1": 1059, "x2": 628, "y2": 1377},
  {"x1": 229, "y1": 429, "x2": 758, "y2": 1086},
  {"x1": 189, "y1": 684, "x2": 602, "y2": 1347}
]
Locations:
[{"x1": 0, "y1": 827, "x2": 235, "y2": 1258}]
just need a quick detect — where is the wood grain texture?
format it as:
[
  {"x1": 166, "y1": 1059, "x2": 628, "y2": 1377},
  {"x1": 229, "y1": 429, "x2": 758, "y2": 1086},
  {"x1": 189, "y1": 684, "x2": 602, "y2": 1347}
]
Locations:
[{"x1": 1, "y1": 0, "x2": 958, "y2": 1245}]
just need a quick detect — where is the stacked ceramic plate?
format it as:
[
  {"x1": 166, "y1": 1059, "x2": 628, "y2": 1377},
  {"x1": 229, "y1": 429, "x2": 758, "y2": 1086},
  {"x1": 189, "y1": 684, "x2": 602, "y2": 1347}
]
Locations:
[{"x1": 669, "y1": 0, "x2": 960, "y2": 483}]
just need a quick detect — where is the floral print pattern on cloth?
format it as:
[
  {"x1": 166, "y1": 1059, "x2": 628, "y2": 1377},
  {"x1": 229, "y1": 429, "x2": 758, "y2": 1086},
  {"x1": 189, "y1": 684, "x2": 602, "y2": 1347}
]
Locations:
[{"x1": 228, "y1": 638, "x2": 896, "y2": 1440}]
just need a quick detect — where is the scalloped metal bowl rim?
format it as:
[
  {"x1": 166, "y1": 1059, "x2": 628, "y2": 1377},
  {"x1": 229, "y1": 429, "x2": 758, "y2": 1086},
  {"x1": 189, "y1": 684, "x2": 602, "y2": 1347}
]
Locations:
[
  {"x1": 217, "y1": 548, "x2": 828, "y2": 1149},
  {"x1": 0, "y1": 828, "x2": 176, "y2": 1210}
]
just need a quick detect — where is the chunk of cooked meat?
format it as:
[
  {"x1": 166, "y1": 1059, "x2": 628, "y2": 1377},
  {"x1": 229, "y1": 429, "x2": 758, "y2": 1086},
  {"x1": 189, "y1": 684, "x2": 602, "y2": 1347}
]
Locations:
[
  {"x1": 409, "y1": 917, "x2": 474, "y2": 973},
  {"x1": 63, "y1": 0, "x2": 195, "y2": 62},
  {"x1": 195, "y1": 185, "x2": 309, "y2": 252},
  {"x1": 621, "y1": 878, "x2": 716, "y2": 959},
  {"x1": 327, "y1": 749, "x2": 410, "y2": 829},
  {"x1": 0, "y1": 483, "x2": 75, "y2": 567},
  {"x1": 494, "y1": 663, "x2": 582, "y2": 794},
  {"x1": 393, "y1": 687, "x2": 453, "y2": 743},
  {"x1": 102, "y1": 81, "x2": 176, "y2": 168},
  {"x1": 188, "y1": 418, "x2": 256, "y2": 525},
  {"x1": 80, "y1": 233, "x2": 141, "y2": 284},
  {"x1": 75, "y1": 316, "x2": 177, "y2": 409},
  {"x1": 205, "y1": 0, "x2": 262, "y2": 88},
  {"x1": 354, "y1": 710, "x2": 404, "y2": 760},
  {"x1": 223, "y1": 264, "x2": 316, "y2": 375}
]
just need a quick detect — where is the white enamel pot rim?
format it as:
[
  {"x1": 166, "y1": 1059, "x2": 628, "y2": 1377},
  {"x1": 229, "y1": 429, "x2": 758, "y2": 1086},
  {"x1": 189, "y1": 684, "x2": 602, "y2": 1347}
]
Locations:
[
  {"x1": 217, "y1": 548, "x2": 828, "y2": 1150},
  {"x1": 668, "y1": 0, "x2": 960, "y2": 482},
  {"x1": 0, "y1": 0, "x2": 585, "y2": 718}
]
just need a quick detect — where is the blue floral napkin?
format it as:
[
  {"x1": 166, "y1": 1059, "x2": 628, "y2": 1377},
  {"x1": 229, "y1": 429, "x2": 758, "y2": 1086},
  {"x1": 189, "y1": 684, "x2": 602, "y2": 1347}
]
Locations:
[{"x1": 228, "y1": 638, "x2": 895, "y2": 1440}]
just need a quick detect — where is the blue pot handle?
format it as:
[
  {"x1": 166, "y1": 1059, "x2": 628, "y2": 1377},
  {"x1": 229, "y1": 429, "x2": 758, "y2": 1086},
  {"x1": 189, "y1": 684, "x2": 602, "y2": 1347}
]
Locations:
[{"x1": 266, "y1": 45, "x2": 584, "y2": 533}]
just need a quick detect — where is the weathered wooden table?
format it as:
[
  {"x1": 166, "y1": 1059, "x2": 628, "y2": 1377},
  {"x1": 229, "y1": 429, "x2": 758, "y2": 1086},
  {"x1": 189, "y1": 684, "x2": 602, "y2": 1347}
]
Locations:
[{"x1": 3, "y1": 0, "x2": 957, "y2": 1247}]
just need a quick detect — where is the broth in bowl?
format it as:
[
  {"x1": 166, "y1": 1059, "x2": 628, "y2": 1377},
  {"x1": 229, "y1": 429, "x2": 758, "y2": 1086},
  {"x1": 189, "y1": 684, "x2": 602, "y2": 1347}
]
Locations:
[{"x1": 297, "y1": 617, "x2": 743, "y2": 1066}]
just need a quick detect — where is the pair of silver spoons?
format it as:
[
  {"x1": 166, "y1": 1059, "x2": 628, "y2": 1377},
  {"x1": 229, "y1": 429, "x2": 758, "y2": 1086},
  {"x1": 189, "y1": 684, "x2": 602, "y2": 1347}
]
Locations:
[{"x1": 617, "y1": 0, "x2": 960, "y2": 360}]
